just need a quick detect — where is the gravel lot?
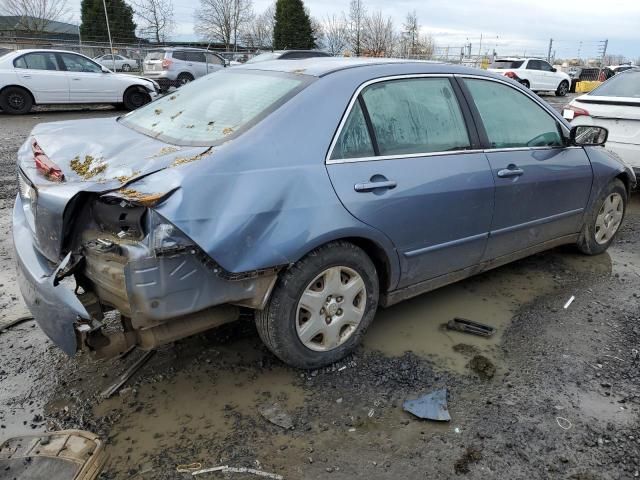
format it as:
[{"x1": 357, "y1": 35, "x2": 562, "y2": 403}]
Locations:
[{"x1": 1, "y1": 94, "x2": 639, "y2": 480}]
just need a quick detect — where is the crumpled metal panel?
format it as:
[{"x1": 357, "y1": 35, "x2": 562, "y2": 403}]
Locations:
[{"x1": 403, "y1": 388, "x2": 451, "y2": 422}]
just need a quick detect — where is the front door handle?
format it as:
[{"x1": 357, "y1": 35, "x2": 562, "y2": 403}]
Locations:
[
  {"x1": 21, "y1": 74, "x2": 31, "y2": 78},
  {"x1": 497, "y1": 165, "x2": 524, "y2": 178},
  {"x1": 354, "y1": 180, "x2": 397, "y2": 192}
]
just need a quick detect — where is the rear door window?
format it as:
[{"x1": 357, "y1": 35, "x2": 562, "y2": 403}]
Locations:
[
  {"x1": 15, "y1": 52, "x2": 60, "y2": 70},
  {"x1": 172, "y1": 51, "x2": 187, "y2": 61},
  {"x1": 464, "y1": 78, "x2": 563, "y2": 148},
  {"x1": 185, "y1": 51, "x2": 206, "y2": 63},
  {"x1": 360, "y1": 77, "x2": 471, "y2": 156},
  {"x1": 330, "y1": 100, "x2": 375, "y2": 160},
  {"x1": 490, "y1": 60, "x2": 524, "y2": 69}
]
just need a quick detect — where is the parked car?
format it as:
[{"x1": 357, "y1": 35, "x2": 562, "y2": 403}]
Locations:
[
  {"x1": 0, "y1": 49, "x2": 159, "y2": 114},
  {"x1": 142, "y1": 47, "x2": 227, "y2": 90},
  {"x1": 488, "y1": 57, "x2": 571, "y2": 96},
  {"x1": 14, "y1": 58, "x2": 635, "y2": 369},
  {"x1": 94, "y1": 54, "x2": 138, "y2": 72},
  {"x1": 246, "y1": 50, "x2": 332, "y2": 64},
  {"x1": 564, "y1": 68, "x2": 640, "y2": 174}
]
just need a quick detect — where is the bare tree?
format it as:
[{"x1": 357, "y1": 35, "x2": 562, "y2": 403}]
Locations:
[
  {"x1": 309, "y1": 13, "x2": 323, "y2": 50},
  {"x1": 242, "y1": 4, "x2": 274, "y2": 50},
  {"x1": 132, "y1": 0, "x2": 174, "y2": 43},
  {"x1": 346, "y1": 0, "x2": 365, "y2": 56},
  {"x1": 322, "y1": 14, "x2": 348, "y2": 56},
  {"x1": 194, "y1": 0, "x2": 253, "y2": 51},
  {"x1": 0, "y1": 0, "x2": 71, "y2": 33},
  {"x1": 402, "y1": 10, "x2": 419, "y2": 57},
  {"x1": 362, "y1": 11, "x2": 394, "y2": 57}
]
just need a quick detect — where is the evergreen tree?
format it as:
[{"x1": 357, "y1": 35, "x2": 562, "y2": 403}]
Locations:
[
  {"x1": 273, "y1": 0, "x2": 315, "y2": 50},
  {"x1": 80, "y1": 0, "x2": 137, "y2": 43}
]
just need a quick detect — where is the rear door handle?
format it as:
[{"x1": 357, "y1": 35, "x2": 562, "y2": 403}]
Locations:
[
  {"x1": 21, "y1": 74, "x2": 31, "y2": 78},
  {"x1": 497, "y1": 165, "x2": 524, "y2": 178},
  {"x1": 354, "y1": 180, "x2": 397, "y2": 192}
]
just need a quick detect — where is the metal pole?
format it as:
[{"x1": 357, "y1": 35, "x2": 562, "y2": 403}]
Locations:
[
  {"x1": 547, "y1": 38, "x2": 553, "y2": 62},
  {"x1": 102, "y1": 0, "x2": 116, "y2": 70},
  {"x1": 601, "y1": 39, "x2": 608, "y2": 67}
]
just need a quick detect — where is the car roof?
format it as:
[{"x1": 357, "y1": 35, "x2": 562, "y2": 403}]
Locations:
[
  {"x1": 153, "y1": 47, "x2": 212, "y2": 52},
  {"x1": 235, "y1": 57, "x2": 464, "y2": 77},
  {"x1": 3, "y1": 48, "x2": 90, "y2": 56}
]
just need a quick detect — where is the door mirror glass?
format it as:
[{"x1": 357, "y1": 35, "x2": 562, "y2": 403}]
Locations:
[{"x1": 570, "y1": 125, "x2": 608, "y2": 146}]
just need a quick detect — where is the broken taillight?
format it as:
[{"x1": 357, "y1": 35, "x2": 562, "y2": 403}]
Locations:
[
  {"x1": 32, "y1": 139, "x2": 65, "y2": 182},
  {"x1": 503, "y1": 71, "x2": 519, "y2": 79}
]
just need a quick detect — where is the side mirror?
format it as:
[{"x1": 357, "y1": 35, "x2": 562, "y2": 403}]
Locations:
[
  {"x1": 570, "y1": 125, "x2": 608, "y2": 146},
  {"x1": 551, "y1": 67, "x2": 557, "y2": 72},
  {"x1": 101, "y1": 66, "x2": 110, "y2": 73}
]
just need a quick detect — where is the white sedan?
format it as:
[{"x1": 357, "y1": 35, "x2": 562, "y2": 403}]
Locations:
[
  {"x1": 94, "y1": 53, "x2": 139, "y2": 72},
  {"x1": 0, "y1": 49, "x2": 159, "y2": 114},
  {"x1": 488, "y1": 58, "x2": 572, "y2": 96},
  {"x1": 564, "y1": 69, "x2": 640, "y2": 174}
]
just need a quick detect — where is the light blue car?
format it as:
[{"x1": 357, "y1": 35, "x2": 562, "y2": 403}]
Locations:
[{"x1": 13, "y1": 58, "x2": 636, "y2": 369}]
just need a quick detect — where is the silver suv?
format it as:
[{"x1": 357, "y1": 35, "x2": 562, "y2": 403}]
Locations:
[{"x1": 143, "y1": 48, "x2": 228, "y2": 90}]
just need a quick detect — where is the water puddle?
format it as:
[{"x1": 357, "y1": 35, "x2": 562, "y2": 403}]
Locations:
[
  {"x1": 93, "y1": 339, "x2": 304, "y2": 469},
  {"x1": 364, "y1": 248, "x2": 616, "y2": 374}
]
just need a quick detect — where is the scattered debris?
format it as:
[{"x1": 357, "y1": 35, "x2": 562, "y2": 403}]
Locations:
[
  {"x1": 151, "y1": 146, "x2": 180, "y2": 158},
  {"x1": 100, "y1": 350, "x2": 155, "y2": 399},
  {"x1": 468, "y1": 355, "x2": 496, "y2": 380},
  {"x1": 0, "y1": 315, "x2": 33, "y2": 333},
  {"x1": 452, "y1": 343, "x2": 481, "y2": 356},
  {"x1": 116, "y1": 189, "x2": 166, "y2": 206},
  {"x1": 447, "y1": 317, "x2": 496, "y2": 337},
  {"x1": 116, "y1": 170, "x2": 141, "y2": 183},
  {"x1": 170, "y1": 111, "x2": 183, "y2": 120},
  {"x1": 258, "y1": 403, "x2": 294, "y2": 429},
  {"x1": 154, "y1": 108, "x2": 162, "y2": 115},
  {"x1": 0, "y1": 430, "x2": 107, "y2": 480},
  {"x1": 177, "y1": 463, "x2": 202, "y2": 473},
  {"x1": 454, "y1": 447, "x2": 482, "y2": 474},
  {"x1": 338, "y1": 366, "x2": 347, "y2": 372},
  {"x1": 171, "y1": 148, "x2": 211, "y2": 167},
  {"x1": 70, "y1": 155, "x2": 107, "y2": 179},
  {"x1": 403, "y1": 388, "x2": 451, "y2": 421},
  {"x1": 556, "y1": 416, "x2": 572, "y2": 430},
  {"x1": 564, "y1": 295, "x2": 576, "y2": 309},
  {"x1": 169, "y1": 94, "x2": 177, "y2": 100},
  {"x1": 222, "y1": 127, "x2": 234, "y2": 136},
  {"x1": 185, "y1": 124, "x2": 195, "y2": 129},
  {"x1": 191, "y1": 465, "x2": 283, "y2": 479}
]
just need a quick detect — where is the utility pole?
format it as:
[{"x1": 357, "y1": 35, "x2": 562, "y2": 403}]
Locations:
[
  {"x1": 547, "y1": 38, "x2": 553, "y2": 62},
  {"x1": 101, "y1": 0, "x2": 116, "y2": 70},
  {"x1": 599, "y1": 39, "x2": 609, "y2": 67}
]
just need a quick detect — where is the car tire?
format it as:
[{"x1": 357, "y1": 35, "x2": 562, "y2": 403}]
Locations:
[
  {"x1": 577, "y1": 179, "x2": 626, "y2": 255},
  {"x1": 556, "y1": 80, "x2": 569, "y2": 97},
  {"x1": 177, "y1": 73, "x2": 194, "y2": 86},
  {"x1": 123, "y1": 87, "x2": 151, "y2": 111},
  {"x1": 255, "y1": 241, "x2": 379, "y2": 369},
  {"x1": 0, "y1": 86, "x2": 33, "y2": 114},
  {"x1": 521, "y1": 80, "x2": 530, "y2": 89},
  {"x1": 122, "y1": 63, "x2": 132, "y2": 72}
]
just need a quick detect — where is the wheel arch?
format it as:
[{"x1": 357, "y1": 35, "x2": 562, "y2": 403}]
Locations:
[
  {"x1": 616, "y1": 171, "x2": 633, "y2": 197},
  {"x1": 0, "y1": 84, "x2": 36, "y2": 105},
  {"x1": 122, "y1": 84, "x2": 150, "y2": 102}
]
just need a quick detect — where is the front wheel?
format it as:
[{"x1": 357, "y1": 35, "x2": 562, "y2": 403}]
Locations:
[
  {"x1": 122, "y1": 63, "x2": 132, "y2": 72},
  {"x1": 123, "y1": 87, "x2": 151, "y2": 110},
  {"x1": 255, "y1": 241, "x2": 379, "y2": 369},
  {"x1": 577, "y1": 179, "x2": 626, "y2": 255},
  {"x1": 556, "y1": 80, "x2": 569, "y2": 97}
]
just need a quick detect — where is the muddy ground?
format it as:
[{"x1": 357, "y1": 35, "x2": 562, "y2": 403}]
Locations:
[{"x1": 1, "y1": 96, "x2": 639, "y2": 480}]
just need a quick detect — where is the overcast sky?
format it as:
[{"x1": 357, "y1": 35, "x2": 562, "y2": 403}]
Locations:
[{"x1": 77, "y1": 0, "x2": 640, "y2": 59}]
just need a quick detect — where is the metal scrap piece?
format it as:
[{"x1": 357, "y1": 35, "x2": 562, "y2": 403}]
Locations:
[
  {"x1": 403, "y1": 388, "x2": 451, "y2": 422},
  {"x1": 100, "y1": 350, "x2": 155, "y2": 399},
  {"x1": 258, "y1": 402, "x2": 294, "y2": 429}
]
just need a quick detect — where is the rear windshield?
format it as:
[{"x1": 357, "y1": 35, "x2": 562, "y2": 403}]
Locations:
[
  {"x1": 246, "y1": 52, "x2": 282, "y2": 64},
  {"x1": 490, "y1": 60, "x2": 524, "y2": 69},
  {"x1": 144, "y1": 50, "x2": 166, "y2": 61},
  {"x1": 120, "y1": 70, "x2": 310, "y2": 146},
  {"x1": 590, "y1": 71, "x2": 640, "y2": 98}
]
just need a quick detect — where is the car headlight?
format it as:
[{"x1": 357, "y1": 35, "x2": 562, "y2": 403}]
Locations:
[{"x1": 146, "y1": 210, "x2": 195, "y2": 255}]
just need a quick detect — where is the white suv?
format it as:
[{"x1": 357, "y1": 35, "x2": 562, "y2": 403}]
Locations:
[
  {"x1": 143, "y1": 48, "x2": 228, "y2": 91},
  {"x1": 488, "y1": 58, "x2": 571, "y2": 96}
]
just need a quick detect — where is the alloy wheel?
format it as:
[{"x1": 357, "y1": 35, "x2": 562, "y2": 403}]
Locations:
[
  {"x1": 594, "y1": 192, "x2": 624, "y2": 245},
  {"x1": 7, "y1": 93, "x2": 25, "y2": 111},
  {"x1": 296, "y1": 266, "x2": 367, "y2": 352}
]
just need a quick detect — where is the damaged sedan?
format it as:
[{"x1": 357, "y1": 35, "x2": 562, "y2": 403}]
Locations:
[{"x1": 14, "y1": 58, "x2": 636, "y2": 369}]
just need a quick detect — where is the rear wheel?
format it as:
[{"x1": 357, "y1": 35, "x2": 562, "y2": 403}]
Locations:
[
  {"x1": 577, "y1": 179, "x2": 626, "y2": 255},
  {"x1": 177, "y1": 73, "x2": 194, "y2": 86},
  {"x1": 123, "y1": 87, "x2": 151, "y2": 111},
  {"x1": 0, "y1": 86, "x2": 33, "y2": 114},
  {"x1": 122, "y1": 63, "x2": 132, "y2": 72},
  {"x1": 255, "y1": 241, "x2": 379, "y2": 369},
  {"x1": 556, "y1": 80, "x2": 569, "y2": 97},
  {"x1": 521, "y1": 80, "x2": 530, "y2": 89}
]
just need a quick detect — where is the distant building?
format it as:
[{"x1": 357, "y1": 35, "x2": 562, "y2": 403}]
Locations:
[{"x1": 0, "y1": 16, "x2": 79, "y2": 41}]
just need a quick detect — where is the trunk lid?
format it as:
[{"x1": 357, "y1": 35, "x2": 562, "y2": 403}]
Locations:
[
  {"x1": 575, "y1": 96, "x2": 640, "y2": 144},
  {"x1": 18, "y1": 117, "x2": 209, "y2": 262}
]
